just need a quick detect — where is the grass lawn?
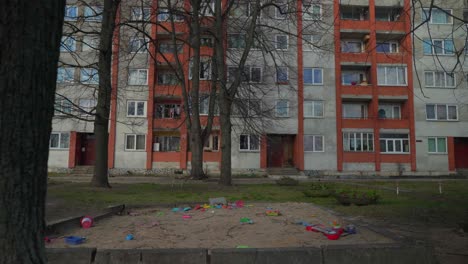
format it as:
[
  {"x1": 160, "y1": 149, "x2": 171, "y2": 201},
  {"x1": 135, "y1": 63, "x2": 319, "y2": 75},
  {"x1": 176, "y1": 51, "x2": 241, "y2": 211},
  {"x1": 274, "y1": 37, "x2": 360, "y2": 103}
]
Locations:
[{"x1": 47, "y1": 180, "x2": 468, "y2": 227}]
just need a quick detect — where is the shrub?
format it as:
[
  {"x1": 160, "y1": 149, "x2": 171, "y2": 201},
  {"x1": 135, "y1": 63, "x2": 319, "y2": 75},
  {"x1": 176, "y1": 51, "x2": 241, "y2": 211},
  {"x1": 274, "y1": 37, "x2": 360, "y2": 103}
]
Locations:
[
  {"x1": 334, "y1": 189, "x2": 380, "y2": 206},
  {"x1": 302, "y1": 183, "x2": 333, "y2": 197}
]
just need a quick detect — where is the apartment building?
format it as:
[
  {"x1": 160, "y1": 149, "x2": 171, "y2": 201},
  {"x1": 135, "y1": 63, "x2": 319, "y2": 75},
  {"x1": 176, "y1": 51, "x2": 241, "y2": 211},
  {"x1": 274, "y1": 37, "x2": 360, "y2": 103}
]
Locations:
[{"x1": 48, "y1": 0, "x2": 468, "y2": 176}]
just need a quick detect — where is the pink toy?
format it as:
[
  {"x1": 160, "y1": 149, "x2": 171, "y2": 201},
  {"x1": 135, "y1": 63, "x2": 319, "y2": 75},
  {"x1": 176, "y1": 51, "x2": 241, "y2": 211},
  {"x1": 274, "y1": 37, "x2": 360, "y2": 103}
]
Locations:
[{"x1": 80, "y1": 216, "x2": 93, "y2": 228}]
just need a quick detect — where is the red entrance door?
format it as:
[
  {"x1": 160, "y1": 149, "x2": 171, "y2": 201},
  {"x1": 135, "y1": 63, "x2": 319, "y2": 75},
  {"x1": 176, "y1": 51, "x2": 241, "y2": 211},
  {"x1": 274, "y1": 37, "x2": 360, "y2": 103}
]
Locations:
[
  {"x1": 268, "y1": 136, "x2": 283, "y2": 167},
  {"x1": 78, "y1": 133, "x2": 96, "y2": 166},
  {"x1": 454, "y1": 138, "x2": 468, "y2": 169}
]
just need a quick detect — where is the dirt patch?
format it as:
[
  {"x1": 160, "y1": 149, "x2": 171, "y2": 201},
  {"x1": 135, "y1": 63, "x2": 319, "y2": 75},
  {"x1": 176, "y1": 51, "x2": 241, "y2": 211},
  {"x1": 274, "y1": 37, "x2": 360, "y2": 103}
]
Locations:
[{"x1": 47, "y1": 202, "x2": 393, "y2": 249}]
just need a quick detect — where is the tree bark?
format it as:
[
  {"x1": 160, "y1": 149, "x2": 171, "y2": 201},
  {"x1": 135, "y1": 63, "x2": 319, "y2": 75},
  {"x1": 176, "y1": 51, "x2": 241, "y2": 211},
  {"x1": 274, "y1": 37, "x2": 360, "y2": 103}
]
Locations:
[
  {"x1": 0, "y1": 1, "x2": 65, "y2": 263},
  {"x1": 91, "y1": 0, "x2": 120, "y2": 188}
]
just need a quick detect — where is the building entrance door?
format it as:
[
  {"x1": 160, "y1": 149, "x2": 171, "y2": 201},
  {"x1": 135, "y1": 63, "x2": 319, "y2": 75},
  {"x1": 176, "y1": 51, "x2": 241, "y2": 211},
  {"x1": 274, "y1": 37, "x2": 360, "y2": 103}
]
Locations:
[
  {"x1": 77, "y1": 133, "x2": 96, "y2": 166},
  {"x1": 267, "y1": 135, "x2": 295, "y2": 168}
]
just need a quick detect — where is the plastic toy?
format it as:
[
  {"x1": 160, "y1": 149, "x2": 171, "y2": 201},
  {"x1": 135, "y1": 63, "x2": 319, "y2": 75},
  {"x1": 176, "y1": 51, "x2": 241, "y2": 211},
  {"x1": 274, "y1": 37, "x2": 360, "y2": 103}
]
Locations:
[
  {"x1": 80, "y1": 216, "x2": 93, "y2": 229},
  {"x1": 65, "y1": 236, "x2": 86, "y2": 245},
  {"x1": 126, "y1": 234, "x2": 134, "y2": 240},
  {"x1": 240, "y1": 217, "x2": 254, "y2": 224},
  {"x1": 266, "y1": 210, "x2": 280, "y2": 216}
]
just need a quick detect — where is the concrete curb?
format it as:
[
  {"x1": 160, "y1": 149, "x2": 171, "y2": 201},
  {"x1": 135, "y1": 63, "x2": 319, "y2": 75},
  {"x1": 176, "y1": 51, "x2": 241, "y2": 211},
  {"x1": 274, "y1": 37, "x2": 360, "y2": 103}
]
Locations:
[
  {"x1": 46, "y1": 243, "x2": 437, "y2": 264},
  {"x1": 46, "y1": 204, "x2": 125, "y2": 235}
]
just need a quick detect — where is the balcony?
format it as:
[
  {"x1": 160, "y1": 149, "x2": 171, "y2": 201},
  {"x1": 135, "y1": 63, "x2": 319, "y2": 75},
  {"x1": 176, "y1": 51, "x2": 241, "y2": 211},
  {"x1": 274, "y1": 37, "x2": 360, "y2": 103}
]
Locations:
[
  {"x1": 340, "y1": 5, "x2": 370, "y2": 32},
  {"x1": 153, "y1": 118, "x2": 183, "y2": 129},
  {"x1": 340, "y1": 52, "x2": 372, "y2": 64},
  {"x1": 378, "y1": 118, "x2": 410, "y2": 129},
  {"x1": 342, "y1": 117, "x2": 374, "y2": 128}
]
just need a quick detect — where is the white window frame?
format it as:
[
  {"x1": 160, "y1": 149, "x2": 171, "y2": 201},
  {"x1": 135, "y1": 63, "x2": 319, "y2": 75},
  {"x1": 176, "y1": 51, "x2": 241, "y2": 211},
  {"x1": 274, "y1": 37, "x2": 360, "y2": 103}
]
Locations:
[
  {"x1": 303, "y1": 34, "x2": 318, "y2": 51},
  {"x1": 304, "y1": 135, "x2": 324, "y2": 152},
  {"x1": 60, "y1": 36, "x2": 76, "y2": 52},
  {"x1": 128, "y1": 69, "x2": 148, "y2": 85},
  {"x1": 275, "y1": 35, "x2": 289, "y2": 50},
  {"x1": 304, "y1": 100, "x2": 324, "y2": 118},
  {"x1": 80, "y1": 68, "x2": 99, "y2": 84},
  {"x1": 54, "y1": 99, "x2": 72, "y2": 116},
  {"x1": 125, "y1": 134, "x2": 146, "y2": 151},
  {"x1": 378, "y1": 104, "x2": 401, "y2": 119},
  {"x1": 127, "y1": 100, "x2": 147, "y2": 117},
  {"x1": 239, "y1": 134, "x2": 260, "y2": 151},
  {"x1": 189, "y1": 59, "x2": 212, "y2": 80},
  {"x1": 425, "y1": 104, "x2": 458, "y2": 121},
  {"x1": 377, "y1": 66, "x2": 407, "y2": 86},
  {"x1": 129, "y1": 37, "x2": 148, "y2": 53},
  {"x1": 424, "y1": 71, "x2": 456, "y2": 88},
  {"x1": 422, "y1": 8, "x2": 453, "y2": 24},
  {"x1": 131, "y1": 7, "x2": 151, "y2": 21},
  {"x1": 276, "y1": 66, "x2": 289, "y2": 83},
  {"x1": 64, "y1": 5, "x2": 78, "y2": 21},
  {"x1": 57, "y1": 67, "x2": 75, "y2": 83},
  {"x1": 303, "y1": 4, "x2": 322, "y2": 20},
  {"x1": 83, "y1": 6, "x2": 103, "y2": 21},
  {"x1": 376, "y1": 41, "x2": 399, "y2": 53},
  {"x1": 343, "y1": 132, "x2": 374, "y2": 152},
  {"x1": 50, "y1": 132, "x2": 70, "y2": 149},
  {"x1": 155, "y1": 103, "x2": 181, "y2": 119},
  {"x1": 379, "y1": 134, "x2": 410, "y2": 154},
  {"x1": 423, "y1": 39, "x2": 454, "y2": 55},
  {"x1": 275, "y1": 100, "x2": 289, "y2": 117},
  {"x1": 428, "y1": 137, "x2": 447, "y2": 154},
  {"x1": 157, "y1": 8, "x2": 184, "y2": 22},
  {"x1": 303, "y1": 68, "x2": 323, "y2": 85}
]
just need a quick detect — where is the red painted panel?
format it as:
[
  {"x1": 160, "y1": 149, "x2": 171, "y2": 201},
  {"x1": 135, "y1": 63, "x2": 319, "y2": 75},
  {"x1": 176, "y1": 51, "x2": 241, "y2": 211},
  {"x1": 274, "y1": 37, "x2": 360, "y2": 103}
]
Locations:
[
  {"x1": 153, "y1": 152, "x2": 180, "y2": 162},
  {"x1": 268, "y1": 136, "x2": 283, "y2": 167},
  {"x1": 376, "y1": 53, "x2": 406, "y2": 64},
  {"x1": 454, "y1": 138, "x2": 468, "y2": 169},
  {"x1": 375, "y1": 21, "x2": 405, "y2": 32},
  {"x1": 340, "y1": 53, "x2": 372, "y2": 64},
  {"x1": 340, "y1": 20, "x2": 371, "y2": 31},
  {"x1": 378, "y1": 119, "x2": 410, "y2": 129},
  {"x1": 342, "y1": 119, "x2": 374, "y2": 129},
  {"x1": 341, "y1": 85, "x2": 373, "y2": 96},
  {"x1": 68, "y1": 131, "x2": 77, "y2": 168}
]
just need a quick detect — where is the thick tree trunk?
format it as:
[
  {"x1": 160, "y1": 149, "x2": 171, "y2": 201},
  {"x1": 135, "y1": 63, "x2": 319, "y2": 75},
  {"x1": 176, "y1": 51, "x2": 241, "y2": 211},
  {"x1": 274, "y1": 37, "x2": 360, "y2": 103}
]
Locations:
[
  {"x1": 0, "y1": 1, "x2": 65, "y2": 263},
  {"x1": 219, "y1": 98, "x2": 233, "y2": 186},
  {"x1": 91, "y1": 0, "x2": 120, "y2": 187}
]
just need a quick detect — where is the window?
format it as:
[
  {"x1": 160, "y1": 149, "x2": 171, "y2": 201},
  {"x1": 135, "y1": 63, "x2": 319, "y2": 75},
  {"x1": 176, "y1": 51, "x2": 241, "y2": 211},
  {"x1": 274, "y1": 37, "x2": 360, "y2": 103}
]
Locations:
[
  {"x1": 341, "y1": 40, "x2": 362, "y2": 53},
  {"x1": 125, "y1": 134, "x2": 146, "y2": 151},
  {"x1": 57, "y1": 67, "x2": 75, "y2": 83},
  {"x1": 228, "y1": 66, "x2": 262, "y2": 83},
  {"x1": 129, "y1": 37, "x2": 147, "y2": 53},
  {"x1": 200, "y1": 0, "x2": 215, "y2": 16},
  {"x1": 303, "y1": 4, "x2": 321, "y2": 20},
  {"x1": 342, "y1": 103, "x2": 368, "y2": 119},
  {"x1": 375, "y1": 8, "x2": 401, "y2": 21},
  {"x1": 340, "y1": 6, "x2": 368, "y2": 20},
  {"x1": 228, "y1": 34, "x2": 246, "y2": 49},
  {"x1": 239, "y1": 134, "x2": 260, "y2": 151},
  {"x1": 201, "y1": 37, "x2": 213, "y2": 47},
  {"x1": 158, "y1": 42, "x2": 183, "y2": 54},
  {"x1": 275, "y1": 1, "x2": 288, "y2": 19},
  {"x1": 378, "y1": 104, "x2": 401, "y2": 119},
  {"x1": 127, "y1": 101, "x2": 147, "y2": 117},
  {"x1": 155, "y1": 104, "x2": 181, "y2": 119},
  {"x1": 60, "y1": 36, "x2": 76, "y2": 52},
  {"x1": 154, "y1": 135, "x2": 180, "y2": 152},
  {"x1": 78, "y1": 99, "x2": 96, "y2": 115},
  {"x1": 303, "y1": 68, "x2": 323, "y2": 85},
  {"x1": 80, "y1": 68, "x2": 99, "y2": 84},
  {"x1": 157, "y1": 71, "x2": 179, "y2": 85},
  {"x1": 343, "y1": 132, "x2": 374, "y2": 152},
  {"x1": 275, "y1": 100, "x2": 289, "y2": 117},
  {"x1": 377, "y1": 66, "x2": 407, "y2": 86},
  {"x1": 229, "y1": 2, "x2": 249, "y2": 17},
  {"x1": 380, "y1": 134, "x2": 409, "y2": 153},
  {"x1": 83, "y1": 6, "x2": 102, "y2": 21},
  {"x1": 276, "y1": 67, "x2": 288, "y2": 83},
  {"x1": 128, "y1": 69, "x2": 148, "y2": 85},
  {"x1": 425, "y1": 71, "x2": 455, "y2": 88},
  {"x1": 189, "y1": 59, "x2": 211, "y2": 80},
  {"x1": 304, "y1": 135, "x2": 324, "y2": 152},
  {"x1": 303, "y1": 34, "x2": 319, "y2": 51},
  {"x1": 199, "y1": 94, "x2": 219, "y2": 115},
  {"x1": 426, "y1": 104, "x2": 458, "y2": 121},
  {"x1": 423, "y1": 39, "x2": 454, "y2": 55},
  {"x1": 204, "y1": 134, "x2": 219, "y2": 151},
  {"x1": 422, "y1": 8, "x2": 452, "y2": 24},
  {"x1": 82, "y1": 36, "x2": 99, "y2": 51},
  {"x1": 157, "y1": 8, "x2": 184, "y2": 21},
  {"x1": 233, "y1": 99, "x2": 261, "y2": 117},
  {"x1": 376, "y1": 42, "x2": 399, "y2": 53},
  {"x1": 64, "y1": 5, "x2": 78, "y2": 21},
  {"x1": 54, "y1": 99, "x2": 72, "y2": 116},
  {"x1": 304, "y1": 100, "x2": 323, "y2": 118},
  {"x1": 428, "y1": 137, "x2": 447, "y2": 153},
  {"x1": 131, "y1": 7, "x2": 151, "y2": 21},
  {"x1": 50, "y1": 132, "x2": 70, "y2": 149},
  {"x1": 275, "y1": 35, "x2": 288, "y2": 50},
  {"x1": 342, "y1": 71, "x2": 367, "y2": 85}
]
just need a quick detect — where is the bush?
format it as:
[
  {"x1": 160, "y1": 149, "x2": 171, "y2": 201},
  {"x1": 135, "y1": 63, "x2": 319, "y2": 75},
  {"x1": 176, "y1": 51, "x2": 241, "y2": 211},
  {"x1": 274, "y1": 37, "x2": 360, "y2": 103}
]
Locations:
[
  {"x1": 334, "y1": 189, "x2": 380, "y2": 206},
  {"x1": 275, "y1": 177, "x2": 299, "y2": 186},
  {"x1": 302, "y1": 183, "x2": 333, "y2": 197}
]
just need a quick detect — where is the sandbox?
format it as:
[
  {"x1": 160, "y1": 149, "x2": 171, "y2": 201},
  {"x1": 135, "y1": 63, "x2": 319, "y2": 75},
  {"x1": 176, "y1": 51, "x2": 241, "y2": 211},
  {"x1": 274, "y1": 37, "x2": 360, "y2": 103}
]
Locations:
[{"x1": 47, "y1": 202, "x2": 393, "y2": 249}]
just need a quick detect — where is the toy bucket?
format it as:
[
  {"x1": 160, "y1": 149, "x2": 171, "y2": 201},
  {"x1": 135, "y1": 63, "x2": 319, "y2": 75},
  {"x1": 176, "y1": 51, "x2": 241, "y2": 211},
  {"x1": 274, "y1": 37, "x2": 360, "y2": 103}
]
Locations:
[{"x1": 80, "y1": 216, "x2": 93, "y2": 228}]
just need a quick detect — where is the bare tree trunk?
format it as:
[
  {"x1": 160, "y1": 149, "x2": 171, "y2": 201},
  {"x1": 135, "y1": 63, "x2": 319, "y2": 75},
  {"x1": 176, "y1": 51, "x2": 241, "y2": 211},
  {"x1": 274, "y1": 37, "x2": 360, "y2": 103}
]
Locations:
[
  {"x1": 0, "y1": 1, "x2": 65, "y2": 263},
  {"x1": 188, "y1": 0, "x2": 206, "y2": 179},
  {"x1": 91, "y1": 0, "x2": 120, "y2": 187}
]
